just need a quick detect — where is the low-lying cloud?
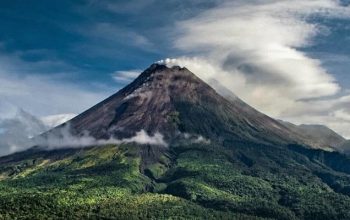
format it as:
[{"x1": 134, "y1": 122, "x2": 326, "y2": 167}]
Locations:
[
  {"x1": 34, "y1": 124, "x2": 168, "y2": 150},
  {"x1": 182, "y1": 133, "x2": 211, "y2": 144},
  {"x1": 0, "y1": 122, "x2": 168, "y2": 156},
  {"x1": 0, "y1": 103, "x2": 48, "y2": 156}
]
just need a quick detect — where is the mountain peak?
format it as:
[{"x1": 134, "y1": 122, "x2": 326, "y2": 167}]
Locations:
[
  {"x1": 136, "y1": 63, "x2": 195, "y2": 81},
  {"x1": 63, "y1": 63, "x2": 205, "y2": 141},
  {"x1": 53, "y1": 62, "x2": 313, "y2": 148},
  {"x1": 120, "y1": 63, "x2": 201, "y2": 96},
  {"x1": 150, "y1": 62, "x2": 184, "y2": 70}
]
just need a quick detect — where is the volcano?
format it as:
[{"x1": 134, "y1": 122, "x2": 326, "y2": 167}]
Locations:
[
  {"x1": 1, "y1": 64, "x2": 350, "y2": 219},
  {"x1": 56, "y1": 64, "x2": 312, "y2": 146}
]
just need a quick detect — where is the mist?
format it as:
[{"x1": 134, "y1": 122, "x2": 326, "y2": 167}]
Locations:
[{"x1": 28, "y1": 123, "x2": 168, "y2": 152}]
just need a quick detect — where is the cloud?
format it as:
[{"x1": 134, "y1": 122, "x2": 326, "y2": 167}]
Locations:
[
  {"x1": 0, "y1": 104, "x2": 48, "y2": 156},
  {"x1": 112, "y1": 70, "x2": 141, "y2": 83},
  {"x1": 35, "y1": 124, "x2": 167, "y2": 149},
  {"x1": 120, "y1": 130, "x2": 167, "y2": 146},
  {"x1": 41, "y1": 113, "x2": 77, "y2": 128},
  {"x1": 0, "y1": 72, "x2": 107, "y2": 117},
  {"x1": 0, "y1": 102, "x2": 78, "y2": 156},
  {"x1": 75, "y1": 22, "x2": 154, "y2": 52},
  {"x1": 169, "y1": 0, "x2": 350, "y2": 137},
  {"x1": 0, "y1": 119, "x2": 167, "y2": 156},
  {"x1": 101, "y1": 0, "x2": 156, "y2": 14},
  {"x1": 0, "y1": 48, "x2": 109, "y2": 117},
  {"x1": 182, "y1": 133, "x2": 211, "y2": 144},
  {"x1": 0, "y1": 101, "x2": 20, "y2": 120},
  {"x1": 90, "y1": 23, "x2": 153, "y2": 48},
  {"x1": 281, "y1": 94, "x2": 350, "y2": 138}
]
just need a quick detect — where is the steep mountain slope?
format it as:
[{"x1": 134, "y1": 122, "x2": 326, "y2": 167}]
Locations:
[
  {"x1": 1, "y1": 64, "x2": 350, "y2": 219},
  {"x1": 298, "y1": 124, "x2": 345, "y2": 146},
  {"x1": 279, "y1": 121, "x2": 346, "y2": 151},
  {"x1": 53, "y1": 64, "x2": 308, "y2": 146}
]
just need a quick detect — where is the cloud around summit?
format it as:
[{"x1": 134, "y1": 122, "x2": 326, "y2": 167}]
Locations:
[{"x1": 167, "y1": 0, "x2": 350, "y2": 138}]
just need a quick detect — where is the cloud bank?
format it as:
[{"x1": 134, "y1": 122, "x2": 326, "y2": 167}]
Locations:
[
  {"x1": 168, "y1": 0, "x2": 350, "y2": 138},
  {"x1": 0, "y1": 119, "x2": 167, "y2": 156},
  {"x1": 0, "y1": 102, "x2": 81, "y2": 156},
  {"x1": 34, "y1": 124, "x2": 168, "y2": 150}
]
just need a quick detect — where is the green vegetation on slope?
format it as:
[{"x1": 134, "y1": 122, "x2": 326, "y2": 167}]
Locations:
[
  {"x1": 0, "y1": 144, "x2": 260, "y2": 219},
  {"x1": 1, "y1": 141, "x2": 350, "y2": 219}
]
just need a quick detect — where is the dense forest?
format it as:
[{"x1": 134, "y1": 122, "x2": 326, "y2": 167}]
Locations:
[{"x1": 1, "y1": 140, "x2": 350, "y2": 219}]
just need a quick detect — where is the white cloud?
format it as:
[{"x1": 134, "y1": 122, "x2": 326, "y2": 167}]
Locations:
[
  {"x1": 0, "y1": 104, "x2": 48, "y2": 156},
  {"x1": 184, "y1": 133, "x2": 211, "y2": 144},
  {"x1": 120, "y1": 130, "x2": 167, "y2": 146},
  {"x1": 41, "y1": 113, "x2": 77, "y2": 128},
  {"x1": 0, "y1": 48, "x2": 109, "y2": 117},
  {"x1": 333, "y1": 109, "x2": 350, "y2": 121},
  {"x1": 0, "y1": 72, "x2": 107, "y2": 117},
  {"x1": 156, "y1": 58, "x2": 181, "y2": 67},
  {"x1": 35, "y1": 124, "x2": 167, "y2": 149},
  {"x1": 170, "y1": 0, "x2": 350, "y2": 138},
  {"x1": 0, "y1": 46, "x2": 112, "y2": 156},
  {"x1": 112, "y1": 70, "x2": 141, "y2": 82},
  {"x1": 0, "y1": 120, "x2": 167, "y2": 156},
  {"x1": 0, "y1": 101, "x2": 20, "y2": 120},
  {"x1": 76, "y1": 22, "x2": 154, "y2": 50}
]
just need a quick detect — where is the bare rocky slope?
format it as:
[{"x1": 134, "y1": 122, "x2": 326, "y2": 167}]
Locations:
[{"x1": 54, "y1": 64, "x2": 318, "y2": 148}]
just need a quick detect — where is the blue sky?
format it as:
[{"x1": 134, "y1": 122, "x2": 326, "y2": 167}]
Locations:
[
  {"x1": 304, "y1": 17, "x2": 350, "y2": 88},
  {"x1": 1, "y1": 0, "x2": 350, "y2": 137},
  {"x1": 0, "y1": 0, "x2": 218, "y2": 86}
]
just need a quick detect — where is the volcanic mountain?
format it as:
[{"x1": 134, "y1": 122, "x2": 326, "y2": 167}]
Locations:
[
  {"x1": 2, "y1": 64, "x2": 350, "y2": 219},
  {"x1": 53, "y1": 64, "x2": 310, "y2": 147}
]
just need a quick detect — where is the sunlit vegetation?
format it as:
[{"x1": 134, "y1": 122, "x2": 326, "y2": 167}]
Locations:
[{"x1": 1, "y1": 141, "x2": 350, "y2": 219}]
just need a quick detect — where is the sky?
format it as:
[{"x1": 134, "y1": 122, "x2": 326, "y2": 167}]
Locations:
[{"x1": 1, "y1": 0, "x2": 350, "y2": 137}]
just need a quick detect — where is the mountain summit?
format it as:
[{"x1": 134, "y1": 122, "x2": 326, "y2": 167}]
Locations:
[{"x1": 61, "y1": 64, "x2": 306, "y2": 147}]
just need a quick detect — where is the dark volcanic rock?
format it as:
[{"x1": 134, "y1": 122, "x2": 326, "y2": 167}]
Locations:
[{"x1": 51, "y1": 63, "x2": 315, "y2": 147}]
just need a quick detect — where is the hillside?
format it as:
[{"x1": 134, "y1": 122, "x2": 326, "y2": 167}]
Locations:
[
  {"x1": 279, "y1": 121, "x2": 346, "y2": 151},
  {"x1": 1, "y1": 64, "x2": 350, "y2": 219}
]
